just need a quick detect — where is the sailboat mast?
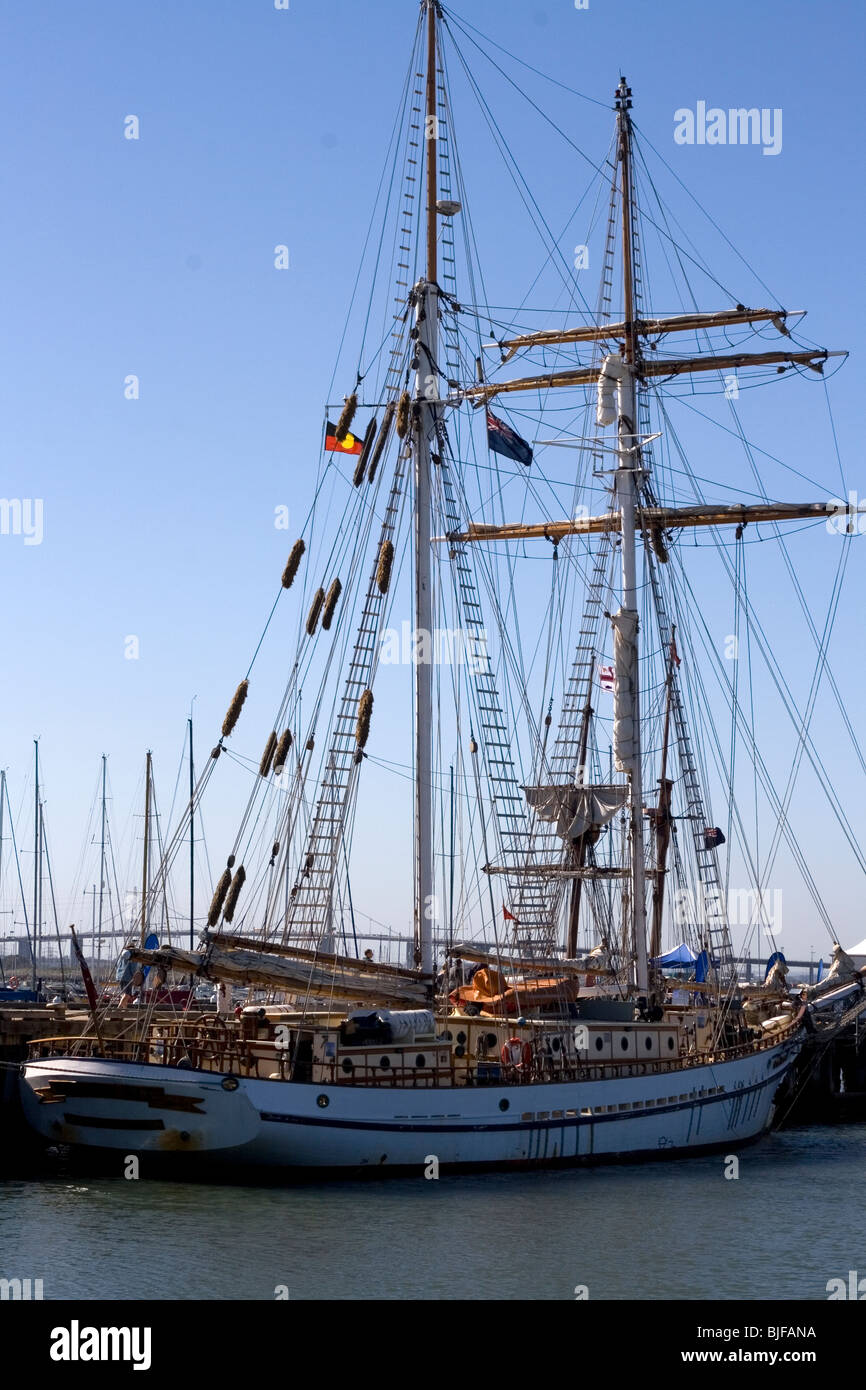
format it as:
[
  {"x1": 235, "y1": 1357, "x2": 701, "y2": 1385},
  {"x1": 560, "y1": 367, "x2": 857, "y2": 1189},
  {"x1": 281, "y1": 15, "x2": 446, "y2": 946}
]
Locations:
[
  {"x1": 412, "y1": 0, "x2": 440, "y2": 977},
  {"x1": 425, "y1": 0, "x2": 438, "y2": 286},
  {"x1": 614, "y1": 78, "x2": 649, "y2": 993},
  {"x1": 188, "y1": 715, "x2": 195, "y2": 950},
  {"x1": 98, "y1": 754, "x2": 106, "y2": 965},
  {"x1": 32, "y1": 739, "x2": 39, "y2": 990},
  {"x1": 139, "y1": 750, "x2": 152, "y2": 947}
]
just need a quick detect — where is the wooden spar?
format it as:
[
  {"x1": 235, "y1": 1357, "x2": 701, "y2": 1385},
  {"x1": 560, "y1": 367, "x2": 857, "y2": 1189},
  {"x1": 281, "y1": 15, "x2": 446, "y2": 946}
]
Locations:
[
  {"x1": 202, "y1": 930, "x2": 432, "y2": 982},
  {"x1": 483, "y1": 863, "x2": 663, "y2": 880},
  {"x1": 485, "y1": 307, "x2": 796, "y2": 361},
  {"x1": 461, "y1": 347, "x2": 839, "y2": 403},
  {"x1": 441, "y1": 500, "x2": 862, "y2": 545},
  {"x1": 128, "y1": 944, "x2": 429, "y2": 1005},
  {"x1": 448, "y1": 942, "x2": 615, "y2": 978}
]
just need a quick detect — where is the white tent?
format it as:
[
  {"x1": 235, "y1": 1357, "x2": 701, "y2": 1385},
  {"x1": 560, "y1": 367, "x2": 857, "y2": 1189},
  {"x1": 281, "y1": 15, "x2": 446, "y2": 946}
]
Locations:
[{"x1": 845, "y1": 937, "x2": 866, "y2": 964}]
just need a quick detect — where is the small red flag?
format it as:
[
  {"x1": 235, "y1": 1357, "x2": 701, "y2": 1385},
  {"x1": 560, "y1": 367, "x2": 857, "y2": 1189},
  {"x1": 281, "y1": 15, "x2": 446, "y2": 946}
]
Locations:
[
  {"x1": 503, "y1": 906, "x2": 520, "y2": 925},
  {"x1": 670, "y1": 638, "x2": 681, "y2": 668}
]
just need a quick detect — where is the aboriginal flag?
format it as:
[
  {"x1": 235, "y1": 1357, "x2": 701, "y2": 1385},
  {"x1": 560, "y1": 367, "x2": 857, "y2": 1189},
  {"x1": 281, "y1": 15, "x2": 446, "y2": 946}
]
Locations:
[
  {"x1": 325, "y1": 421, "x2": 364, "y2": 454},
  {"x1": 486, "y1": 410, "x2": 533, "y2": 467}
]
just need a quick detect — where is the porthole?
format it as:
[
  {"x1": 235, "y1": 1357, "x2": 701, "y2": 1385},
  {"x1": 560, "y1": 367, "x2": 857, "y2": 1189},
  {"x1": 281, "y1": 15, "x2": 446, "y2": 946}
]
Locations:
[
  {"x1": 379, "y1": 1056, "x2": 391, "y2": 1070},
  {"x1": 666, "y1": 1037, "x2": 675, "y2": 1051},
  {"x1": 415, "y1": 1054, "x2": 427, "y2": 1068},
  {"x1": 341, "y1": 1058, "x2": 354, "y2": 1074},
  {"x1": 317, "y1": 1094, "x2": 329, "y2": 1108},
  {"x1": 620, "y1": 1037, "x2": 630, "y2": 1052},
  {"x1": 456, "y1": 1031, "x2": 467, "y2": 1044},
  {"x1": 594, "y1": 1037, "x2": 604, "y2": 1052},
  {"x1": 499, "y1": 1098, "x2": 509, "y2": 1111},
  {"x1": 221, "y1": 1075, "x2": 239, "y2": 1091},
  {"x1": 551, "y1": 1037, "x2": 561, "y2": 1052},
  {"x1": 485, "y1": 1033, "x2": 498, "y2": 1049},
  {"x1": 455, "y1": 1045, "x2": 465, "y2": 1058},
  {"x1": 644, "y1": 1037, "x2": 653, "y2": 1051}
]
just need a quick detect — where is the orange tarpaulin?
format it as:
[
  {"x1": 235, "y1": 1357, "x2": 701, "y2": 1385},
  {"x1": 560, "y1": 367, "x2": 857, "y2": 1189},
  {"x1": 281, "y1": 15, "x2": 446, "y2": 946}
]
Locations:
[{"x1": 450, "y1": 973, "x2": 579, "y2": 1016}]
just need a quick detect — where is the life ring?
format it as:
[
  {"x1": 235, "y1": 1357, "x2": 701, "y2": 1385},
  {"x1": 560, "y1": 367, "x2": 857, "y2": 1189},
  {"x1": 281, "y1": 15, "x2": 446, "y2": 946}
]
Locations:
[
  {"x1": 8, "y1": 976, "x2": 20, "y2": 989},
  {"x1": 501, "y1": 1037, "x2": 532, "y2": 1069}
]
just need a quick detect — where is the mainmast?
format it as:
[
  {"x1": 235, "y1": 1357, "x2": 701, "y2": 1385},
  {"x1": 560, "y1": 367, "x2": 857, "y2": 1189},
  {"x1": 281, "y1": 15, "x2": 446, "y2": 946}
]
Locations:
[
  {"x1": 412, "y1": 0, "x2": 440, "y2": 976},
  {"x1": 139, "y1": 750, "x2": 152, "y2": 947},
  {"x1": 614, "y1": 78, "x2": 649, "y2": 993}
]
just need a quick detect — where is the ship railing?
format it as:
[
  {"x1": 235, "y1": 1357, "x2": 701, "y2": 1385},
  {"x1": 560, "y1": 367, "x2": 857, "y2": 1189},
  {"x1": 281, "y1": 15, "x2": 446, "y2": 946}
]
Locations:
[
  {"x1": 27, "y1": 1016, "x2": 799, "y2": 1086},
  {"x1": 26, "y1": 1020, "x2": 262, "y2": 1076}
]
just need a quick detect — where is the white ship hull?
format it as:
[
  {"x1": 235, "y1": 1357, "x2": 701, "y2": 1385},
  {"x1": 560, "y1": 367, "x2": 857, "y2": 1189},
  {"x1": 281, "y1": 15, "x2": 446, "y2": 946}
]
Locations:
[{"x1": 20, "y1": 1035, "x2": 801, "y2": 1175}]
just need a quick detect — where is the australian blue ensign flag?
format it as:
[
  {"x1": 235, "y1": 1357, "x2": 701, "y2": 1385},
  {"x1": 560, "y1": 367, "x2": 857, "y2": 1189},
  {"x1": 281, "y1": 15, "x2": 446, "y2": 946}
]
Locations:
[{"x1": 486, "y1": 410, "x2": 533, "y2": 467}]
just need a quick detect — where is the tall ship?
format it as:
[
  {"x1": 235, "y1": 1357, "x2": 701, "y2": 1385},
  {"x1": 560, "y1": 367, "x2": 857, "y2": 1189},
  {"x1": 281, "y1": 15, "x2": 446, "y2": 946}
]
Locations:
[{"x1": 21, "y1": 2, "x2": 855, "y2": 1175}]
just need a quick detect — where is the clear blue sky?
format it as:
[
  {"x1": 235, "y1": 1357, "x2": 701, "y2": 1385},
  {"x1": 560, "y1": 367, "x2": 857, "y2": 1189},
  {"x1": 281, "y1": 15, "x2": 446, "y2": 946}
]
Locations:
[{"x1": 0, "y1": 0, "x2": 863, "y2": 963}]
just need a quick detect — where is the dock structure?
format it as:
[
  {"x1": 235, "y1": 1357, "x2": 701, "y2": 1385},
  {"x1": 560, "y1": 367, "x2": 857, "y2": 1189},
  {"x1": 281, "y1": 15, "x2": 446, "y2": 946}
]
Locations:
[{"x1": 782, "y1": 990, "x2": 866, "y2": 1125}]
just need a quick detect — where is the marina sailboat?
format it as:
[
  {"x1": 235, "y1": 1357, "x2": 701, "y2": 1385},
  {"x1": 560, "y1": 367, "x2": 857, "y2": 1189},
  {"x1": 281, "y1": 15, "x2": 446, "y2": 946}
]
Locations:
[{"x1": 21, "y1": 3, "x2": 856, "y2": 1175}]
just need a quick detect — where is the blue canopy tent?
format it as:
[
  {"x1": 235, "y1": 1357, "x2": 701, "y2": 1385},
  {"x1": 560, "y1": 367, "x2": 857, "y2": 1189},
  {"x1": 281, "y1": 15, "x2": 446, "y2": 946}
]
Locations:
[{"x1": 650, "y1": 943, "x2": 697, "y2": 968}]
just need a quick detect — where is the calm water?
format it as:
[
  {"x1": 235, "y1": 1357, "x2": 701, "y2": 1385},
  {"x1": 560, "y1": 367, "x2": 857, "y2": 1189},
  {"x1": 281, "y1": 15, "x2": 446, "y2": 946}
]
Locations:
[{"x1": 1, "y1": 1125, "x2": 864, "y2": 1300}]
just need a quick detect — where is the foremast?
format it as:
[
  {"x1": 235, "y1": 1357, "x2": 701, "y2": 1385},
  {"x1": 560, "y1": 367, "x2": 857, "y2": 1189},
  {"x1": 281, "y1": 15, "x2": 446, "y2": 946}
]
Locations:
[
  {"x1": 613, "y1": 78, "x2": 649, "y2": 994},
  {"x1": 412, "y1": 0, "x2": 441, "y2": 976}
]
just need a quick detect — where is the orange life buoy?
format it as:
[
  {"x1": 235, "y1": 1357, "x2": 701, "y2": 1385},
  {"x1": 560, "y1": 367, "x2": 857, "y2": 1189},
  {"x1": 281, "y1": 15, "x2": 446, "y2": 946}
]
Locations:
[{"x1": 501, "y1": 1037, "x2": 532, "y2": 1069}]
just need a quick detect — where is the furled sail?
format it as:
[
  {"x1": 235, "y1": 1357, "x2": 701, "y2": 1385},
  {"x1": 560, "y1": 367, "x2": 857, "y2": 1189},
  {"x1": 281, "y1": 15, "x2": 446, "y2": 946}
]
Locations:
[
  {"x1": 523, "y1": 783, "x2": 628, "y2": 839},
  {"x1": 128, "y1": 944, "x2": 429, "y2": 1006},
  {"x1": 610, "y1": 607, "x2": 638, "y2": 773}
]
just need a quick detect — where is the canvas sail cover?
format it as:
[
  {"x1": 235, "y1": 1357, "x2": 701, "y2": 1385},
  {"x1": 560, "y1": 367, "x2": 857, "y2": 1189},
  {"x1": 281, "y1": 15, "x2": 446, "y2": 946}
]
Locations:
[
  {"x1": 611, "y1": 607, "x2": 638, "y2": 773},
  {"x1": 524, "y1": 783, "x2": 627, "y2": 839}
]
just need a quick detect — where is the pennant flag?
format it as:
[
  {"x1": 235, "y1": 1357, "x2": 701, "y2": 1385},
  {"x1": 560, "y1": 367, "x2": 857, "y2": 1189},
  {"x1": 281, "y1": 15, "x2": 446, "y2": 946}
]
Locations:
[
  {"x1": 69, "y1": 924, "x2": 99, "y2": 1014},
  {"x1": 325, "y1": 421, "x2": 364, "y2": 454},
  {"x1": 703, "y1": 826, "x2": 726, "y2": 850},
  {"x1": 503, "y1": 905, "x2": 521, "y2": 925},
  {"x1": 486, "y1": 410, "x2": 533, "y2": 467},
  {"x1": 599, "y1": 664, "x2": 615, "y2": 692},
  {"x1": 670, "y1": 637, "x2": 682, "y2": 668}
]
